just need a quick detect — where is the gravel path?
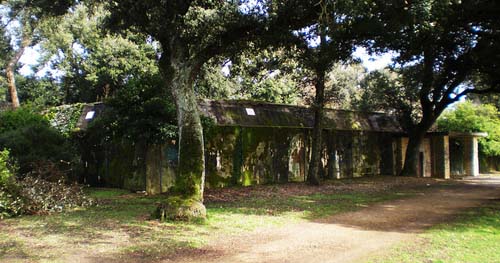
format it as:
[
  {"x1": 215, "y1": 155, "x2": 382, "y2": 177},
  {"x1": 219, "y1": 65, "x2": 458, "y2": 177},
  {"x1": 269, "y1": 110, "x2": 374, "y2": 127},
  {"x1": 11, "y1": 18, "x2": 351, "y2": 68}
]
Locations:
[{"x1": 169, "y1": 176, "x2": 500, "y2": 263}]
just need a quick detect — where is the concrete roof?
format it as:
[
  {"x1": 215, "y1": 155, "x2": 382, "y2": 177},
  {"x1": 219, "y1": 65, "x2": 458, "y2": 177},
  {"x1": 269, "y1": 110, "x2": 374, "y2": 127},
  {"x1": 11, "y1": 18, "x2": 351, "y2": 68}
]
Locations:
[
  {"x1": 73, "y1": 100, "x2": 403, "y2": 133},
  {"x1": 199, "y1": 100, "x2": 403, "y2": 133},
  {"x1": 448, "y1": 132, "x2": 488, "y2": 138},
  {"x1": 75, "y1": 103, "x2": 106, "y2": 130}
]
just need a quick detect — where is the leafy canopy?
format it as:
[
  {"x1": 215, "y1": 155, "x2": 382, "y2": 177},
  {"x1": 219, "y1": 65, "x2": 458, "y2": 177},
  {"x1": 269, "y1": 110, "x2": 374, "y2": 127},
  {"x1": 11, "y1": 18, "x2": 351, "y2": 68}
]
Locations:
[
  {"x1": 438, "y1": 101, "x2": 500, "y2": 156},
  {"x1": 367, "y1": 0, "x2": 500, "y2": 129}
]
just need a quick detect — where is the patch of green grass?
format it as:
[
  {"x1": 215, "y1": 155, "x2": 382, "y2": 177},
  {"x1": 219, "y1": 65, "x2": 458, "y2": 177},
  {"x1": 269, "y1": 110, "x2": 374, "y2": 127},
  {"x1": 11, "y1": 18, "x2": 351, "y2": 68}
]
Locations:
[
  {"x1": 0, "y1": 232, "x2": 28, "y2": 259},
  {"x1": 367, "y1": 200, "x2": 500, "y2": 263},
  {"x1": 1, "y1": 187, "x2": 413, "y2": 262},
  {"x1": 84, "y1": 188, "x2": 131, "y2": 198}
]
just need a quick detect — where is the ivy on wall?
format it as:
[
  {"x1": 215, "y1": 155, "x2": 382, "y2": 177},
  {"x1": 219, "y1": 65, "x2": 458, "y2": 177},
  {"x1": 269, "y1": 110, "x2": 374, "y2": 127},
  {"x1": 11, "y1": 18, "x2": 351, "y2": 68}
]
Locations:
[{"x1": 44, "y1": 103, "x2": 85, "y2": 136}]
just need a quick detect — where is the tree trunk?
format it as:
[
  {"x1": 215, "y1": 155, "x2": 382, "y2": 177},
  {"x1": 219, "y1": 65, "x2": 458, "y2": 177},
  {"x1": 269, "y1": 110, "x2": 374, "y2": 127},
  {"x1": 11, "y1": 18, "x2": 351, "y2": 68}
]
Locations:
[
  {"x1": 170, "y1": 68, "x2": 205, "y2": 201},
  {"x1": 155, "y1": 54, "x2": 207, "y2": 221},
  {"x1": 307, "y1": 68, "x2": 326, "y2": 185},
  {"x1": 6, "y1": 65, "x2": 20, "y2": 108},
  {"x1": 400, "y1": 130, "x2": 425, "y2": 177},
  {"x1": 6, "y1": 36, "x2": 30, "y2": 109},
  {"x1": 400, "y1": 116, "x2": 437, "y2": 177}
]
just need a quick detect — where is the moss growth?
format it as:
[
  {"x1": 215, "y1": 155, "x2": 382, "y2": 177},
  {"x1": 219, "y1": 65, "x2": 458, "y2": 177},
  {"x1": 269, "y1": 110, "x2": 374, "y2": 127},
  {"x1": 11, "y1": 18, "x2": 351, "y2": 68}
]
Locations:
[
  {"x1": 204, "y1": 126, "x2": 300, "y2": 187},
  {"x1": 231, "y1": 127, "x2": 243, "y2": 185},
  {"x1": 44, "y1": 103, "x2": 85, "y2": 136},
  {"x1": 172, "y1": 116, "x2": 204, "y2": 199},
  {"x1": 154, "y1": 196, "x2": 206, "y2": 221},
  {"x1": 242, "y1": 170, "x2": 252, "y2": 186}
]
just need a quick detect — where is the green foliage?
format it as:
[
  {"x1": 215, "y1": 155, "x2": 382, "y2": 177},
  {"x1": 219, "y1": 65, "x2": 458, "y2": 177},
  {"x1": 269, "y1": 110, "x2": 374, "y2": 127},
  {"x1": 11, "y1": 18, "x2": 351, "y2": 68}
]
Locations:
[
  {"x1": 0, "y1": 0, "x2": 74, "y2": 108},
  {"x1": 367, "y1": 0, "x2": 500, "y2": 131},
  {"x1": 0, "y1": 107, "x2": 47, "y2": 134},
  {"x1": 44, "y1": 103, "x2": 85, "y2": 136},
  {"x1": 323, "y1": 63, "x2": 367, "y2": 109},
  {"x1": 88, "y1": 76, "x2": 178, "y2": 144},
  {"x1": 0, "y1": 26, "x2": 9, "y2": 102},
  {"x1": 0, "y1": 149, "x2": 24, "y2": 219},
  {"x1": 0, "y1": 108, "x2": 78, "y2": 177},
  {"x1": 438, "y1": 101, "x2": 500, "y2": 156},
  {"x1": 196, "y1": 48, "x2": 305, "y2": 105},
  {"x1": 37, "y1": 4, "x2": 160, "y2": 104},
  {"x1": 15, "y1": 76, "x2": 63, "y2": 107},
  {"x1": 0, "y1": 149, "x2": 14, "y2": 185},
  {"x1": 353, "y1": 68, "x2": 421, "y2": 129}
]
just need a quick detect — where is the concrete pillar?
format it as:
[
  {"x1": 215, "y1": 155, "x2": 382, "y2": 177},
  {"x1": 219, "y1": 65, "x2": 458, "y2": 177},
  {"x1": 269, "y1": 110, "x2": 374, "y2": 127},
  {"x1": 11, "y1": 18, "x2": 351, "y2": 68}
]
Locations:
[
  {"x1": 394, "y1": 137, "x2": 408, "y2": 176},
  {"x1": 146, "y1": 144, "x2": 162, "y2": 195},
  {"x1": 464, "y1": 137, "x2": 480, "y2": 177},
  {"x1": 431, "y1": 135, "x2": 450, "y2": 179}
]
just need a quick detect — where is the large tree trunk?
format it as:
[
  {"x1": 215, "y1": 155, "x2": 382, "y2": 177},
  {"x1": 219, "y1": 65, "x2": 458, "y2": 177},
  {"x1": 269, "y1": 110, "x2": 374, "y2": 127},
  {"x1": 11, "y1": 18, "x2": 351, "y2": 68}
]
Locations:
[
  {"x1": 170, "y1": 67, "x2": 205, "y2": 201},
  {"x1": 400, "y1": 129, "x2": 426, "y2": 177},
  {"x1": 307, "y1": 67, "x2": 326, "y2": 185},
  {"x1": 400, "y1": 115, "x2": 438, "y2": 177},
  {"x1": 155, "y1": 53, "x2": 207, "y2": 221}
]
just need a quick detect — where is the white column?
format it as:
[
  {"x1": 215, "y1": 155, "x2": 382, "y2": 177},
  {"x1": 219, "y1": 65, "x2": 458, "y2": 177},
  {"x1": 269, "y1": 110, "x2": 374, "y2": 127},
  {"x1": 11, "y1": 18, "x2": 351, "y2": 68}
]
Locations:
[{"x1": 465, "y1": 137, "x2": 479, "y2": 177}]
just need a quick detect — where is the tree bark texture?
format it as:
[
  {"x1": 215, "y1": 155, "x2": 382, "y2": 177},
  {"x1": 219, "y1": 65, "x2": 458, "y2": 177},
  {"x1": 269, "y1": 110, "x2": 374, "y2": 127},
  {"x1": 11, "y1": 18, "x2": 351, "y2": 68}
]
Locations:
[
  {"x1": 307, "y1": 68, "x2": 326, "y2": 185},
  {"x1": 400, "y1": 115, "x2": 441, "y2": 177},
  {"x1": 5, "y1": 35, "x2": 31, "y2": 109},
  {"x1": 160, "y1": 55, "x2": 205, "y2": 203},
  {"x1": 400, "y1": 130, "x2": 425, "y2": 177},
  {"x1": 6, "y1": 48, "x2": 25, "y2": 109},
  {"x1": 6, "y1": 66, "x2": 20, "y2": 108}
]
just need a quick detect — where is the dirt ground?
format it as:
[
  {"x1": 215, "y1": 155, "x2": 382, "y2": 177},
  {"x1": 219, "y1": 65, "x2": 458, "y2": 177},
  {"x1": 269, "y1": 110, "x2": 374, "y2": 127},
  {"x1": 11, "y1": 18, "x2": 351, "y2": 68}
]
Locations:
[{"x1": 167, "y1": 175, "x2": 500, "y2": 263}]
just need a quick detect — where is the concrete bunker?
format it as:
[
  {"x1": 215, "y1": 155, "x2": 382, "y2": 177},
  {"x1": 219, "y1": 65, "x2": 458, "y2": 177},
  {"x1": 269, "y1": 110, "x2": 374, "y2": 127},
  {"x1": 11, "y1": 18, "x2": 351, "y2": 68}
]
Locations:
[{"x1": 75, "y1": 100, "x2": 486, "y2": 194}]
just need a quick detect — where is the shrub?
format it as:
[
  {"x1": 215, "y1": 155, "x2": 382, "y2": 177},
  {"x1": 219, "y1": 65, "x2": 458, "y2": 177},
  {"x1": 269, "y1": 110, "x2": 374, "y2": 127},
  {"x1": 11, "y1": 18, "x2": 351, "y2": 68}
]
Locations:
[
  {"x1": 0, "y1": 149, "x2": 25, "y2": 219},
  {"x1": 0, "y1": 107, "x2": 47, "y2": 134},
  {"x1": 0, "y1": 108, "x2": 79, "y2": 179},
  {"x1": 1, "y1": 149, "x2": 94, "y2": 218}
]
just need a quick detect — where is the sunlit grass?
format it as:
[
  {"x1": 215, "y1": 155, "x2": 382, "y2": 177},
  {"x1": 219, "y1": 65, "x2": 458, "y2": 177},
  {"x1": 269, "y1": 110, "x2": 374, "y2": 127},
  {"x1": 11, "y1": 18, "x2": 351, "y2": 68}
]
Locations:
[
  {"x1": 367, "y1": 200, "x2": 500, "y2": 263},
  {"x1": 1, "y1": 186, "x2": 414, "y2": 261}
]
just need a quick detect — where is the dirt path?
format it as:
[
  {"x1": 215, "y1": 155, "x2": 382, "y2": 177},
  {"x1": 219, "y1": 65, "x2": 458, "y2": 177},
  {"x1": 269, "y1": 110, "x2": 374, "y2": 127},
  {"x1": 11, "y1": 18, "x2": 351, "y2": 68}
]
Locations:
[{"x1": 169, "y1": 176, "x2": 500, "y2": 263}]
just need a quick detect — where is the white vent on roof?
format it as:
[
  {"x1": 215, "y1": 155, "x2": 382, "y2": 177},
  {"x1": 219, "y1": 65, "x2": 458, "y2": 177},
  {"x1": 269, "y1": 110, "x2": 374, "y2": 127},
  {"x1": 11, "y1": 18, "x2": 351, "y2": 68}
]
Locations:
[
  {"x1": 85, "y1": 111, "x2": 95, "y2": 120},
  {"x1": 245, "y1": 108, "x2": 256, "y2": 116}
]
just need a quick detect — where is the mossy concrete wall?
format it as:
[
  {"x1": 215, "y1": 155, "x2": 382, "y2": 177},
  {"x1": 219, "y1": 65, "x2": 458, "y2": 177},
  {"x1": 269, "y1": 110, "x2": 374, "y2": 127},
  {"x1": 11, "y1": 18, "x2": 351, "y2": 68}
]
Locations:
[
  {"x1": 84, "y1": 127, "x2": 402, "y2": 193},
  {"x1": 204, "y1": 127, "x2": 396, "y2": 188},
  {"x1": 479, "y1": 155, "x2": 500, "y2": 173},
  {"x1": 204, "y1": 127, "x2": 304, "y2": 187},
  {"x1": 450, "y1": 136, "x2": 481, "y2": 176},
  {"x1": 82, "y1": 140, "x2": 177, "y2": 194},
  {"x1": 431, "y1": 135, "x2": 450, "y2": 179}
]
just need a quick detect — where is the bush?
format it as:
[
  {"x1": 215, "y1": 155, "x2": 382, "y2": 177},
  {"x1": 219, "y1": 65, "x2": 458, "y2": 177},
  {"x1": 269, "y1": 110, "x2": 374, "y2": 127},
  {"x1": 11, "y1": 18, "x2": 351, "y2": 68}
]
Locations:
[
  {"x1": 0, "y1": 108, "x2": 79, "y2": 179},
  {"x1": 0, "y1": 107, "x2": 47, "y2": 134},
  {"x1": 0, "y1": 149, "x2": 25, "y2": 219},
  {"x1": 1, "y1": 149, "x2": 94, "y2": 218}
]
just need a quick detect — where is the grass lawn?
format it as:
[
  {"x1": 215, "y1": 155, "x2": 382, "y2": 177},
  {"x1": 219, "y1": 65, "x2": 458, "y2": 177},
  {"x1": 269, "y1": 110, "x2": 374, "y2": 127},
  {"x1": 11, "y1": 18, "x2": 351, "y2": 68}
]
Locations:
[
  {"x1": 367, "y1": 199, "x2": 500, "y2": 263},
  {"x1": 0, "y1": 179, "x2": 413, "y2": 262}
]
